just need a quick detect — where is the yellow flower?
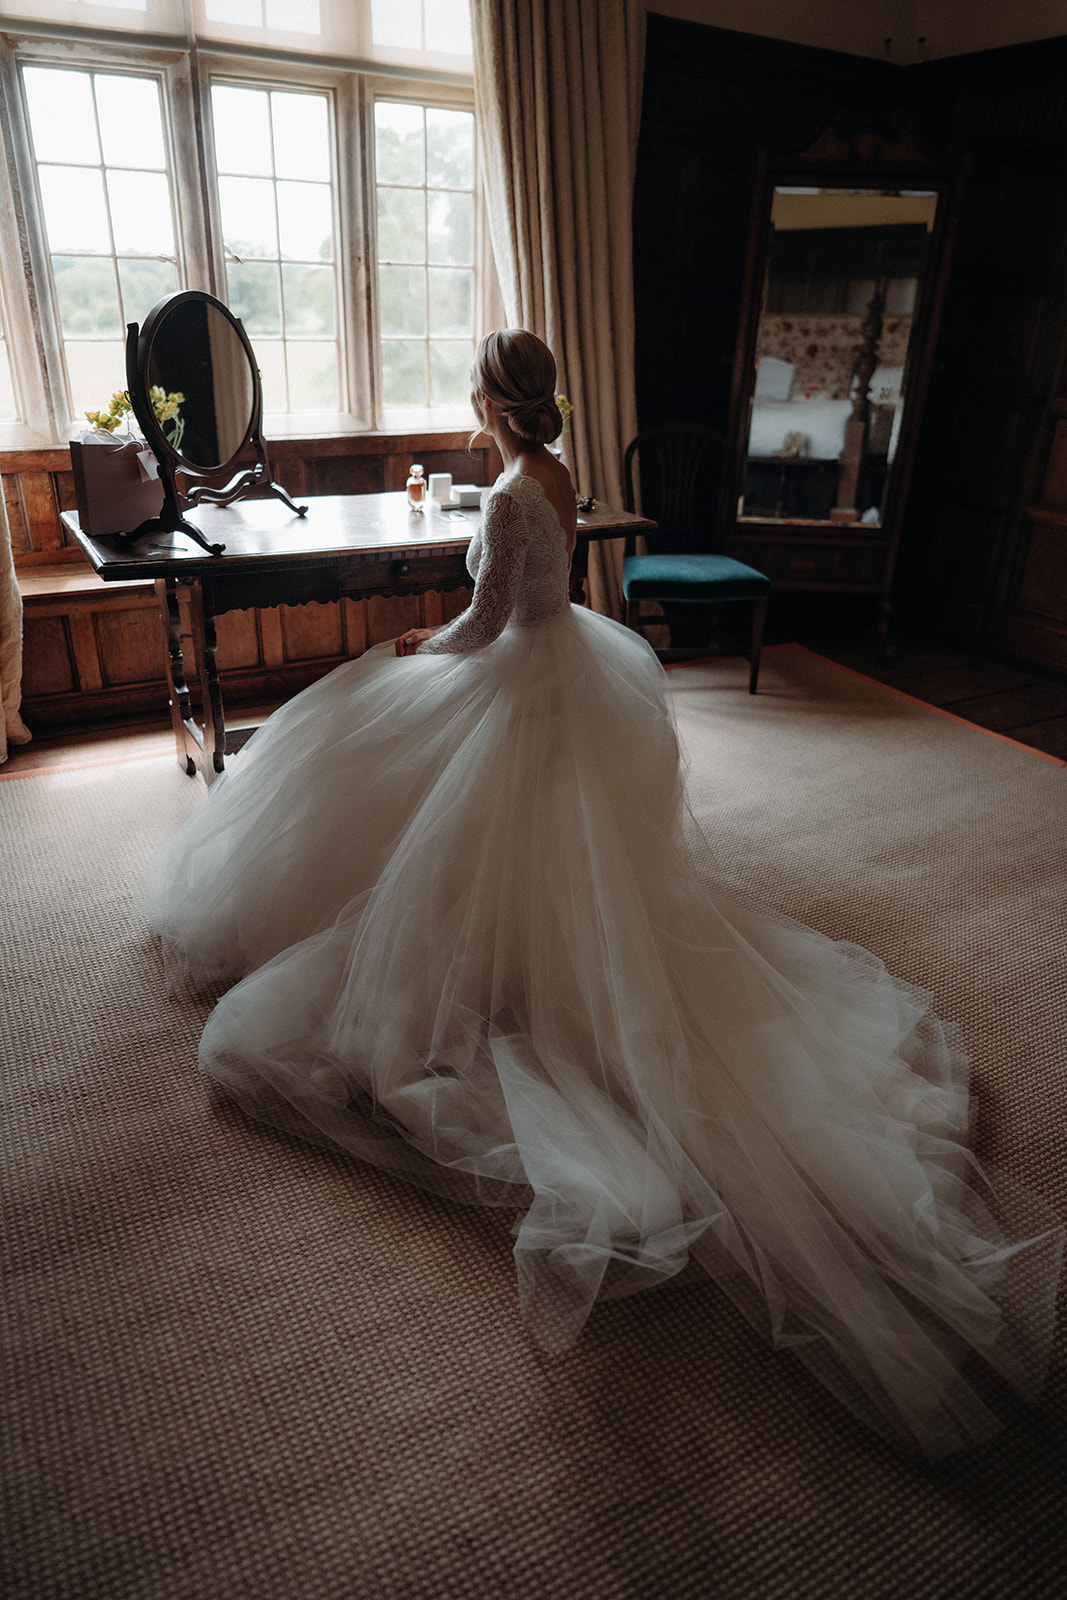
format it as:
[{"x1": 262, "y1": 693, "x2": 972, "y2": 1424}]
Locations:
[{"x1": 84, "y1": 391, "x2": 134, "y2": 433}]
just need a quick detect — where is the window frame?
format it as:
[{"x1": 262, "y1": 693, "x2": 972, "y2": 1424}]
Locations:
[{"x1": 0, "y1": 24, "x2": 484, "y2": 449}]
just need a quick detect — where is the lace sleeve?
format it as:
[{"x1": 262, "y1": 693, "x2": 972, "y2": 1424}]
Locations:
[{"x1": 417, "y1": 485, "x2": 530, "y2": 654}]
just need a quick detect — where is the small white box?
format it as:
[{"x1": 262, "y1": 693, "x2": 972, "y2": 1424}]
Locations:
[
  {"x1": 450, "y1": 483, "x2": 483, "y2": 507},
  {"x1": 428, "y1": 472, "x2": 452, "y2": 504}
]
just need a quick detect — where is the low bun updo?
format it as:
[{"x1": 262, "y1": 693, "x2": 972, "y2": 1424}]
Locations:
[{"x1": 472, "y1": 329, "x2": 563, "y2": 445}]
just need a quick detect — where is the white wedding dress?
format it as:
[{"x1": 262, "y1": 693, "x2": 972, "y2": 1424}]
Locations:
[{"x1": 145, "y1": 469, "x2": 1063, "y2": 1460}]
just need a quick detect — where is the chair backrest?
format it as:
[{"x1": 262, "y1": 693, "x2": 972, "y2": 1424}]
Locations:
[{"x1": 623, "y1": 422, "x2": 727, "y2": 552}]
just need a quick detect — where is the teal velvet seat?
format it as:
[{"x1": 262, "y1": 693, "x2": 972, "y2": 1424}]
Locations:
[{"x1": 622, "y1": 423, "x2": 771, "y2": 693}]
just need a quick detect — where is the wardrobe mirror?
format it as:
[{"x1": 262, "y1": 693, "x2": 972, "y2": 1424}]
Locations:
[{"x1": 739, "y1": 187, "x2": 938, "y2": 529}]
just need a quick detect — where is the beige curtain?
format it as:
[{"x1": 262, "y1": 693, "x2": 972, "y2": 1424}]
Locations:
[
  {"x1": 471, "y1": 0, "x2": 645, "y2": 618},
  {"x1": 0, "y1": 512, "x2": 31, "y2": 764}
]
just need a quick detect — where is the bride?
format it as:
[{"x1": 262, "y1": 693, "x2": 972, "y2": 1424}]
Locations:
[{"x1": 145, "y1": 329, "x2": 1062, "y2": 1460}]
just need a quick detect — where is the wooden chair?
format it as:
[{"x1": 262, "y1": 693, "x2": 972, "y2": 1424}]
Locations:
[{"x1": 622, "y1": 423, "x2": 771, "y2": 693}]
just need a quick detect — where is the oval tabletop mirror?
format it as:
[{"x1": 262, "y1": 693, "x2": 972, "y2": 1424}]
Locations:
[{"x1": 125, "y1": 289, "x2": 306, "y2": 555}]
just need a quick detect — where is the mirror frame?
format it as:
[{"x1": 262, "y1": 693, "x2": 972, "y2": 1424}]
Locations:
[
  {"x1": 720, "y1": 117, "x2": 963, "y2": 643},
  {"x1": 125, "y1": 289, "x2": 307, "y2": 555}
]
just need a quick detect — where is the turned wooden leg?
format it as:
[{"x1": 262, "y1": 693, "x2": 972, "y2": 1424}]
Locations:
[
  {"x1": 155, "y1": 577, "x2": 197, "y2": 777},
  {"x1": 749, "y1": 596, "x2": 768, "y2": 695},
  {"x1": 188, "y1": 579, "x2": 227, "y2": 783},
  {"x1": 877, "y1": 593, "x2": 894, "y2": 661}
]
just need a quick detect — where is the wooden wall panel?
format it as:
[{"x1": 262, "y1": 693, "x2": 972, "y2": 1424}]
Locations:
[
  {"x1": 1015, "y1": 517, "x2": 1067, "y2": 622},
  {"x1": 1040, "y1": 419, "x2": 1067, "y2": 506},
  {"x1": 214, "y1": 609, "x2": 263, "y2": 673},
  {"x1": 280, "y1": 600, "x2": 345, "y2": 662},
  {"x1": 21, "y1": 616, "x2": 77, "y2": 697},
  {"x1": 92, "y1": 605, "x2": 163, "y2": 688},
  {"x1": 366, "y1": 593, "x2": 417, "y2": 645}
]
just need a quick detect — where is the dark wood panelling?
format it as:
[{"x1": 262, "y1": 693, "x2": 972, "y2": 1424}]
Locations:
[
  {"x1": 280, "y1": 600, "x2": 345, "y2": 662},
  {"x1": 21, "y1": 615, "x2": 77, "y2": 698},
  {"x1": 213, "y1": 608, "x2": 262, "y2": 673},
  {"x1": 11, "y1": 430, "x2": 499, "y2": 730},
  {"x1": 636, "y1": 20, "x2": 1067, "y2": 675},
  {"x1": 94, "y1": 601, "x2": 167, "y2": 687}
]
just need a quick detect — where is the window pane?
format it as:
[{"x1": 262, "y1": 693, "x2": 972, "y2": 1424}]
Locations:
[
  {"x1": 426, "y1": 108, "x2": 474, "y2": 188},
  {"x1": 372, "y1": 0, "x2": 420, "y2": 50},
  {"x1": 381, "y1": 339, "x2": 426, "y2": 407},
  {"x1": 379, "y1": 265, "x2": 425, "y2": 336},
  {"x1": 286, "y1": 341, "x2": 338, "y2": 409},
  {"x1": 23, "y1": 69, "x2": 99, "y2": 165},
  {"x1": 95, "y1": 76, "x2": 165, "y2": 170},
  {"x1": 266, "y1": 0, "x2": 321, "y2": 30},
  {"x1": 212, "y1": 86, "x2": 273, "y2": 175},
  {"x1": 277, "y1": 181, "x2": 333, "y2": 262},
  {"x1": 281, "y1": 263, "x2": 335, "y2": 335},
  {"x1": 219, "y1": 176, "x2": 279, "y2": 258},
  {"x1": 272, "y1": 92, "x2": 330, "y2": 182},
  {"x1": 0, "y1": 343, "x2": 16, "y2": 423},
  {"x1": 428, "y1": 268, "x2": 471, "y2": 336},
  {"x1": 208, "y1": 0, "x2": 262, "y2": 24},
  {"x1": 52, "y1": 257, "x2": 122, "y2": 337},
  {"x1": 425, "y1": 1, "x2": 473, "y2": 55},
  {"x1": 375, "y1": 98, "x2": 475, "y2": 424},
  {"x1": 429, "y1": 339, "x2": 470, "y2": 405},
  {"x1": 39, "y1": 168, "x2": 112, "y2": 254},
  {"x1": 255, "y1": 339, "x2": 288, "y2": 412},
  {"x1": 377, "y1": 188, "x2": 425, "y2": 263},
  {"x1": 107, "y1": 171, "x2": 175, "y2": 256},
  {"x1": 118, "y1": 258, "x2": 179, "y2": 322},
  {"x1": 211, "y1": 82, "x2": 342, "y2": 420},
  {"x1": 225, "y1": 260, "x2": 282, "y2": 336},
  {"x1": 374, "y1": 102, "x2": 425, "y2": 186},
  {"x1": 21, "y1": 65, "x2": 181, "y2": 430},
  {"x1": 427, "y1": 191, "x2": 471, "y2": 265},
  {"x1": 66, "y1": 340, "x2": 126, "y2": 420}
]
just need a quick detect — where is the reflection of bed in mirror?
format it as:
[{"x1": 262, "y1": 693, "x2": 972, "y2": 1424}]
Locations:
[
  {"x1": 739, "y1": 195, "x2": 935, "y2": 527},
  {"x1": 745, "y1": 353, "x2": 905, "y2": 522}
]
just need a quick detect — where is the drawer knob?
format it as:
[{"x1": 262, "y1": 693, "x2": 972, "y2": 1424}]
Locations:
[{"x1": 396, "y1": 560, "x2": 411, "y2": 577}]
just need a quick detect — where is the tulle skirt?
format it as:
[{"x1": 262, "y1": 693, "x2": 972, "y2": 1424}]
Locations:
[{"x1": 144, "y1": 604, "x2": 1063, "y2": 1459}]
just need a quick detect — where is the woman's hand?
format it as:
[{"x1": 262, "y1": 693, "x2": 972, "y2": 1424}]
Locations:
[{"x1": 395, "y1": 628, "x2": 437, "y2": 657}]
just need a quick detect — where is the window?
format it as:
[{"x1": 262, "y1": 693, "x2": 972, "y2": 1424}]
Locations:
[
  {"x1": 212, "y1": 83, "x2": 341, "y2": 415},
  {"x1": 0, "y1": 4, "x2": 482, "y2": 446},
  {"x1": 21, "y1": 65, "x2": 180, "y2": 419},
  {"x1": 375, "y1": 99, "x2": 476, "y2": 419}
]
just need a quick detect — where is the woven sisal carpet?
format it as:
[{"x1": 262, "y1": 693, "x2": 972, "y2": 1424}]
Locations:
[{"x1": 2, "y1": 644, "x2": 1065, "y2": 1600}]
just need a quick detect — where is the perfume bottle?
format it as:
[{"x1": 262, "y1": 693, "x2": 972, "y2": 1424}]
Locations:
[{"x1": 406, "y1": 463, "x2": 425, "y2": 511}]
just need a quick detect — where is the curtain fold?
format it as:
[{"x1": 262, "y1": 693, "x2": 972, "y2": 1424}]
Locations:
[
  {"x1": 0, "y1": 513, "x2": 31, "y2": 764},
  {"x1": 471, "y1": 0, "x2": 645, "y2": 618}
]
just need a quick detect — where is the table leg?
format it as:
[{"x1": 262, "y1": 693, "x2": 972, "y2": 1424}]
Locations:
[
  {"x1": 188, "y1": 579, "x2": 227, "y2": 783},
  {"x1": 155, "y1": 577, "x2": 198, "y2": 777},
  {"x1": 569, "y1": 540, "x2": 590, "y2": 606}
]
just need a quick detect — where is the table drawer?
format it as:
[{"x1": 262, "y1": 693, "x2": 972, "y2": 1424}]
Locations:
[
  {"x1": 337, "y1": 552, "x2": 472, "y2": 598},
  {"x1": 727, "y1": 538, "x2": 888, "y2": 588}
]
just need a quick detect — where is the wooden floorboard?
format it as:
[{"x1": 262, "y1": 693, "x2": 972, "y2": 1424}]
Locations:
[{"x1": 798, "y1": 630, "x2": 1067, "y2": 761}]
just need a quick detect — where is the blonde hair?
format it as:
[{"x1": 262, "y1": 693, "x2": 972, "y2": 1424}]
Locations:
[{"x1": 471, "y1": 329, "x2": 563, "y2": 446}]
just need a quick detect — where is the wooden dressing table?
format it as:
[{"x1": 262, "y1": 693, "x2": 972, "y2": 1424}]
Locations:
[{"x1": 63, "y1": 492, "x2": 654, "y2": 784}]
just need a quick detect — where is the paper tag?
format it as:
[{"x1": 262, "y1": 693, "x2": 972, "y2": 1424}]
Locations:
[{"x1": 137, "y1": 448, "x2": 160, "y2": 483}]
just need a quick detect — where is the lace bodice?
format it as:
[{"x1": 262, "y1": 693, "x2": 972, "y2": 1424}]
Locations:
[{"x1": 418, "y1": 472, "x2": 571, "y2": 654}]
